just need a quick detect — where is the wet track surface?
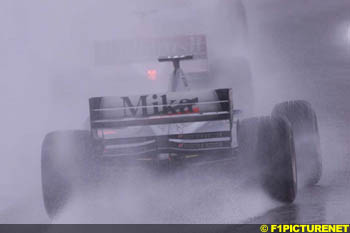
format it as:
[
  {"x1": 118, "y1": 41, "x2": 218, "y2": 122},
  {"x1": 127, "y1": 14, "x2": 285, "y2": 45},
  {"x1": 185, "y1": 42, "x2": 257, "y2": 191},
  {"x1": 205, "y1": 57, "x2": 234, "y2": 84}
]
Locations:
[
  {"x1": 247, "y1": 175, "x2": 350, "y2": 223},
  {"x1": 1, "y1": 0, "x2": 350, "y2": 224}
]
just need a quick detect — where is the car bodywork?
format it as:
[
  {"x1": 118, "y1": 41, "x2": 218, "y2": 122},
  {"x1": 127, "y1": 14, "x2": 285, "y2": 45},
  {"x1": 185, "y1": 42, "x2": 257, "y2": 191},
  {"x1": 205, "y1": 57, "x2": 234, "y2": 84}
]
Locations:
[{"x1": 89, "y1": 52, "x2": 239, "y2": 164}]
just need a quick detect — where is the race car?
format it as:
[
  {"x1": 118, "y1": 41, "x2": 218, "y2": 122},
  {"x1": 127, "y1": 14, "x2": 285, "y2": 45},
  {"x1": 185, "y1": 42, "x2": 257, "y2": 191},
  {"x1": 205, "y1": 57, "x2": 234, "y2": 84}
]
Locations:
[
  {"x1": 41, "y1": 53, "x2": 322, "y2": 218},
  {"x1": 41, "y1": 1, "x2": 321, "y2": 218}
]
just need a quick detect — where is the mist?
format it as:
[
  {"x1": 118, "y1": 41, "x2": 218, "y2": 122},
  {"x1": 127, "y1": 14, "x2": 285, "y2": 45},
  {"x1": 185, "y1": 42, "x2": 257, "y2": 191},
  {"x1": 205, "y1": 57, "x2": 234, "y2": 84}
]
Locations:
[{"x1": 1, "y1": 0, "x2": 350, "y2": 224}]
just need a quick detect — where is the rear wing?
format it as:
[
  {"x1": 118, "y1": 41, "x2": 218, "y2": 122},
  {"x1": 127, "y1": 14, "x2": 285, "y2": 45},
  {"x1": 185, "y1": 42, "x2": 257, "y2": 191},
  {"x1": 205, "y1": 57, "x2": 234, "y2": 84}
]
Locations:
[
  {"x1": 89, "y1": 88, "x2": 234, "y2": 157},
  {"x1": 89, "y1": 88, "x2": 233, "y2": 131}
]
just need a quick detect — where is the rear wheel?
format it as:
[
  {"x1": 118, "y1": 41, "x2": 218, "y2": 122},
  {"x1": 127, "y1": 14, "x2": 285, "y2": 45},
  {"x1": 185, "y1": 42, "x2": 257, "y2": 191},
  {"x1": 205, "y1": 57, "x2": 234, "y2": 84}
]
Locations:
[
  {"x1": 238, "y1": 116, "x2": 297, "y2": 203},
  {"x1": 272, "y1": 100, "x2": 322, "y2": 186},
  {"x1": 41, "y1": 130, "x2": 101, "y2": 218}
]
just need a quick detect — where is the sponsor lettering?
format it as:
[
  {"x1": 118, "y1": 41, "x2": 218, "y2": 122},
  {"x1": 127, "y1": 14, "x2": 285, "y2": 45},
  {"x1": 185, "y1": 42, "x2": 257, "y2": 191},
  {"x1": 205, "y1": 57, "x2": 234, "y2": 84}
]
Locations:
[{"x1": 121, "y1": 94, "x2": 199, "y2": 117}]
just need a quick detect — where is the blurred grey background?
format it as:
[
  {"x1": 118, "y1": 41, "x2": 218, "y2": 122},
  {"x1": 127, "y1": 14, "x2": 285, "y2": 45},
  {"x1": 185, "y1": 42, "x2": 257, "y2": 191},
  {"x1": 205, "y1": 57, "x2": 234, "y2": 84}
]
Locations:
[{"x1": 0, "y1": 0, "x2": 349, "y2": 223}]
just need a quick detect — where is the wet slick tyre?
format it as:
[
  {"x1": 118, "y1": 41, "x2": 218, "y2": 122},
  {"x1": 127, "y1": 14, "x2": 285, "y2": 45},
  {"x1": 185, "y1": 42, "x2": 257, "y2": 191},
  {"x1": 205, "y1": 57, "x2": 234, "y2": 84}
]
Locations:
[
  {"x1": 41, "y1": 130, "x2": 101, "y2": 218},
  {"x1": 272, "y1": 100, "x2": 322, "y2": 186},
  {"x1": 238, "y1": 116, "x2": 297, "y2": 203}
]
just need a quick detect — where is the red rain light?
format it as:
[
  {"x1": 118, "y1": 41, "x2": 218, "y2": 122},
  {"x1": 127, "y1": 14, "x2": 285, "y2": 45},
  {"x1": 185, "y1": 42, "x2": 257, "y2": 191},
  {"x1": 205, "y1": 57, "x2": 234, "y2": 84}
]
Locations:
[{"x1": 147, "y1": 69, "x2": 157, "y2": 81}]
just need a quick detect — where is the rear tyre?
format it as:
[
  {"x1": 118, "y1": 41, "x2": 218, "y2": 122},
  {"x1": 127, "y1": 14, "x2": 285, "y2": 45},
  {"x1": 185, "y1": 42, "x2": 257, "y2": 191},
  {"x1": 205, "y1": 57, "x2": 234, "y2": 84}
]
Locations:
[
  {"x1": 238, "y1": 116, "x2": 297, "y2": 203},
  {"x1": 41, "y1": 130, "x2": 101, "y2": 218},
  {"x1": 272, "y1": 100, "x2": 322, "y2": 186}
]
